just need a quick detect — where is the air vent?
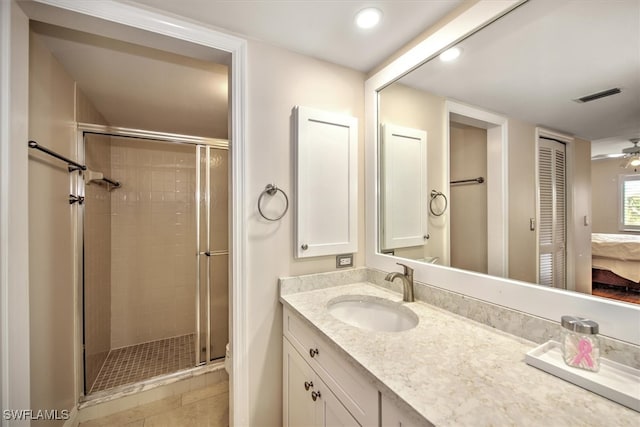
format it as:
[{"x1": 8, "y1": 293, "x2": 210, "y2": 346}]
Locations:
[{"x1": 574, "y1": 88, "x2": 622, "y2": 103}]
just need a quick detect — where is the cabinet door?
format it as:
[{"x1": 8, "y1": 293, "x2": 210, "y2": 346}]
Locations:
[
  {"x1": 284, "y1": 339, "x2": 318, "y2": 427},
  {"x1": 294, "y1": 106, "x2": 358, "y2": 258},
  {"x1": 284, "y1": 339, "x2": 361, "y2": 427},
  {"x1": 381, "y1": 394, "x2": 426, "y2": 427},
  {"x1": 319, "y1": 385, "x2": 361, "y2": 427}
]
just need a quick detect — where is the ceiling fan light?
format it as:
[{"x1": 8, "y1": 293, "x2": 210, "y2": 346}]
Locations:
[{"x1": 630, "y1": 157, "x2": 640, "y2": 167}]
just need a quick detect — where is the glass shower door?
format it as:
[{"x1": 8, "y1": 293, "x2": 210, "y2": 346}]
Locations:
[{"x1": 196, "y1": 145, "x2": 229, "y2": 365}]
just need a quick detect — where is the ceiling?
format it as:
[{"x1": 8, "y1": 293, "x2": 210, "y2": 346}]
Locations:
[
  {"x1": 32, "y1": 0, "x2": 636, "y2": 151},
  {"x1": 32, "y1": 21, "x2": 230, "y2": 138},
  {"x1": 30, "y1": 0, "x2": 465, "y2": 138},
  {"x1": 397, "y1": 0, "x2": 640, "y2": 156},
  {"x1": 124, "y1": 0, "x2": 464, "y2": 72}
]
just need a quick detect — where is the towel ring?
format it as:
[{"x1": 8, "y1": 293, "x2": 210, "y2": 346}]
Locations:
[
  {"x1": 429, "y1": 190, "x2": 447, "y2": 217},
  {"x1": 258, "y1": 184, "x2": 289, "y2": 221}
]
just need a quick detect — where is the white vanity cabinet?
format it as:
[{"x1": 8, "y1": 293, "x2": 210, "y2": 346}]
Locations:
[
  {"x1": 380, "y1": 394, "x2": 426, "y2": 427},
  {"x1": 284, "y1": 339, "x2": 359, "y2": 427},
  {"x1": 283, "y1": 307, "x2": 379, "y2": 427}
]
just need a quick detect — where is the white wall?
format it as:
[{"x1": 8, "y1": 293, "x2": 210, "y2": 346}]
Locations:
[{"x1": 246, "y1": 39, "x2": 365, "y2": 426}]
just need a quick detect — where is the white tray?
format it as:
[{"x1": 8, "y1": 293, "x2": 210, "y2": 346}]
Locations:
[{"x1": 525, "y1": 340, "x2": 640, "y2": 412}]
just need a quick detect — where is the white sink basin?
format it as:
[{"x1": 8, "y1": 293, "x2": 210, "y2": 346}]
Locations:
[{"x1": 327, "y1": 295, "x2": 419, "y2": 332}]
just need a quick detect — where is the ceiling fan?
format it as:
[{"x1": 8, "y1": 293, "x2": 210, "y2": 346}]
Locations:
[
  {"x1": 620, "y1": 138, "x2": 640, "y2": 168},
  {"x1": 592, "y1": 138, "x2": 640, "y2": 168}
]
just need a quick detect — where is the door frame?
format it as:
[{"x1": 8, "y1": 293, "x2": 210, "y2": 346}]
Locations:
[
  {"x1": 445, "y1": 101, "x2": 508, "y2": 277},
  {"x1": 2, "y1": 0, "x2": 249, "y2": 424},
  {"x1": 77, "y1": 125, "x2": 230, "y2": 391}
]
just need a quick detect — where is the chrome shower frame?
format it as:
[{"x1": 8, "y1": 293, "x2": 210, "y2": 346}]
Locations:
[{"x1": 75, "y1": 123, "x2": 229, "y2": 396}]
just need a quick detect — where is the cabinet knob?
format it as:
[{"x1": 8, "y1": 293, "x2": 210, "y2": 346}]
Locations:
[
  {"x1": 304, "y1": 381, "x2": 313, "y2": 391},
  {"x1": 309, "y1": 348, "x2": 319, "y2": 358},
  {"x1": 301, "y1": 244, "x2": 309, "y2": 250},
  {"x1": 311, "y1": 390, "x2": 322, "y2": 401}
]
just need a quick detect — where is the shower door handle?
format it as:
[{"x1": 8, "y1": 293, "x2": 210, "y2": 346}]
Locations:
[{"x1": 199, "y1": 251, "x2": 212, "y2": 257}]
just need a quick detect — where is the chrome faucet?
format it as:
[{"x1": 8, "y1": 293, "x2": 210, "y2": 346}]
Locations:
[{"x1": 385, "y1": 263, "x2": 415, "y2": 302}]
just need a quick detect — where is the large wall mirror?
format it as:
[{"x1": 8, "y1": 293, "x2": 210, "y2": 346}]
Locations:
[{"x1": 365, "y1": 0, "x2": 640, "y2": 344}]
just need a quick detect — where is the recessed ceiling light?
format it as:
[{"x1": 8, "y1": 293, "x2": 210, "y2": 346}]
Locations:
[
  {"x1": 439, "y1": 47, "x2": 462, "y2": 62},
  {"x1": 355, "y1": 8, "x2": 382, "y2": 29}
]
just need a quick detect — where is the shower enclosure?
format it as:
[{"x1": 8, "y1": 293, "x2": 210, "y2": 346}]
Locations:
[{"x1": 79, "y1": 125, "x2": 228, "y2": 394}]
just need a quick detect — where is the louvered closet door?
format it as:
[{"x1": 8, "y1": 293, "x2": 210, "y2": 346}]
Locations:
[{"x1": 538, "y1": 138, "x2": 567, "y2": 289}]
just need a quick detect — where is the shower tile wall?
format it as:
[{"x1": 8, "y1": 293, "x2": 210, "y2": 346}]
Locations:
[{"x1": 110, "y1": 139, "x2": 197, "y2": 349}]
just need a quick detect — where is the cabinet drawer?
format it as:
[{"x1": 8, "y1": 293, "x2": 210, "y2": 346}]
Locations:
[{"x1": 283, "y1": 307, "x2": 378, "y2": 425}]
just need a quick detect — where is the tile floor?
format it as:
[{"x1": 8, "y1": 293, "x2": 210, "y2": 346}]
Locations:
[
  {"x1": 80, "y1": 380, "x2": 229, "y2": 427},
  {"x1": 91, "y1": 335, "x2": 195, "y2": 393}
]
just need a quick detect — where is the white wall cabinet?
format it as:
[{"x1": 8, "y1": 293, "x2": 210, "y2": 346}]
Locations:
[
  {"x1": 294, "y1": 106, "x2": 358, "y2": 258},
  {"x1": 283, "y1": 339, "x2": 359, "y2": 427},
  {"x1": 381, "y1": 124, "x2": 428, "y2": 251}
]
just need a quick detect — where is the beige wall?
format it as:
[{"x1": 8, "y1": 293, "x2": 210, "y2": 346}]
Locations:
[
  {"x1": 450, "y1": 123, "x2": 487, "y2": 273},
  {"x1": 372, "y1": 83, "x2": 593, "y2": 291},
  {"x1": 378, "y1": 83, "x2": 448, "y2": 263},
  {"x1": 28, "y1": 30, "x2": 76, "y2": 424},
  {"x1": 508, "y1": 118, "x2": 537, "y2": 283},
  {"x1": 572, "y1": 137, "x2": 592, "y2": 294},
  {"x1": 592, "y1": 157, "x2": 625, "y2": 233},
  {"x1": 246, "y1": 39, "x2": 365, "y2": 426},
  {"x1": 81, "y1": 109, "x2": 112, "y2": 391}
]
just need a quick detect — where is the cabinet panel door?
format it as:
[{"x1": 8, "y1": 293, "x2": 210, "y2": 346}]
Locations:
[
  {"x1": 294, "y1": 106, "x2": 358, "y2": 258},
  {"x1": 320, "y1": 385, "x2": 361, "y2": 427},
  {"x1": 381, "y1": 394, "x2": 428, "y2": 427},
  {"x1": 284, "y1": 339, "x2": 318, "y2": 427},
  {"x1": 284, "y1": 308, "x2": 378, "y2": 425}
]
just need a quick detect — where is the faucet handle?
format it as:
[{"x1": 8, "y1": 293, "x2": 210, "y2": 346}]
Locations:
[{"x1": 396, "y1": 262, "x2": 413, "y2": 276}]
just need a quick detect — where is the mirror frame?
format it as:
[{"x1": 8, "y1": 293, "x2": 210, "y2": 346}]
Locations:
[{"x1": 364, "y1": 0, "x2": 640, "y2": 345}]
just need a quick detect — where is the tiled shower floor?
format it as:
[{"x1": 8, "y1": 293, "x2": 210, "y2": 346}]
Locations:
[{"x1": 90, "y1": 334, "x2": 195, "y2": 393}]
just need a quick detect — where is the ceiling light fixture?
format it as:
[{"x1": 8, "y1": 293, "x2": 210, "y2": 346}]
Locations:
[
  {"x1": 355, "y1": 8, "x2": 382, "y2": 29},
  {"x1": 439, "y1": 47, "x2": 462, "y2": 62},
  {"x1": 620, "y1": 138, "x2": 640, "y2": 168}
]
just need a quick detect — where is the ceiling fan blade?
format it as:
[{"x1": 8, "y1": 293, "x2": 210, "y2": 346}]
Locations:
[{"x1": 592, "y1": 153, "x2": 625, "y2": 160}]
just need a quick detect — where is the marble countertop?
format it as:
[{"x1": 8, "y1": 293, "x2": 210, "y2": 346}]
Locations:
[{"x1": 280, "y1": 281, "x2": 640, "y2": 426}]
